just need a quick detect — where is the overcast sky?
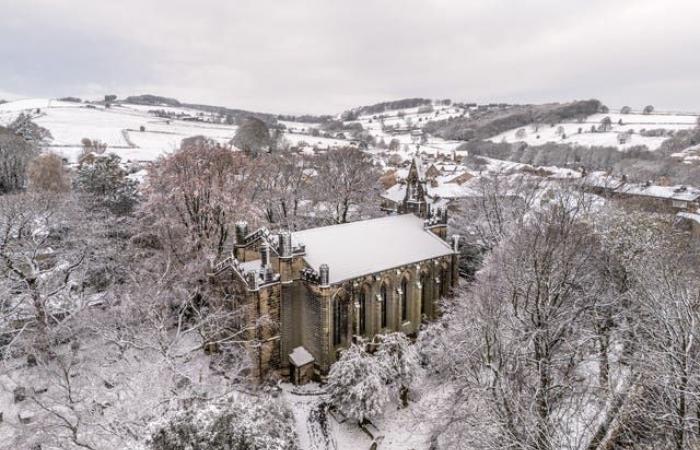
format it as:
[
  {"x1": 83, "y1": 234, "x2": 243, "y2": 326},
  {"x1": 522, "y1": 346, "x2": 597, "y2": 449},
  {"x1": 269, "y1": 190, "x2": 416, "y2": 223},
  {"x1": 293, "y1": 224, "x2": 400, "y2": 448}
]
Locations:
[{"x1": 2, "y1": 0, "x2": 700, "y2": 114}]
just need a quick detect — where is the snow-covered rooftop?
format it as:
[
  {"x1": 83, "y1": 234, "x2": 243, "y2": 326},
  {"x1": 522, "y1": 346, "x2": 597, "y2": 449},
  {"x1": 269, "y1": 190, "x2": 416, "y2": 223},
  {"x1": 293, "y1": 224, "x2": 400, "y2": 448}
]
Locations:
[
  {"x1": 618, "y1": 184, "x2": 700, "y2": 201},
  {"x1": 677, "y1": 211, "x2": 700, "y2": 224},
  {"x1": 292, "y1": 214, "x2": 453, "y2": 284},
  {"x1": 289, "y1": 346, "x2": 314, "y2": 367}
]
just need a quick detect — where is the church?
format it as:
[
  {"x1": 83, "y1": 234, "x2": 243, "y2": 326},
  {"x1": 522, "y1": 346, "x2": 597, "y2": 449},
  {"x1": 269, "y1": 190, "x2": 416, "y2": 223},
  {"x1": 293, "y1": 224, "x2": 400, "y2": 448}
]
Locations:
[{"x1": 212, "y1": 158, "x2": 460, "y2": 382}]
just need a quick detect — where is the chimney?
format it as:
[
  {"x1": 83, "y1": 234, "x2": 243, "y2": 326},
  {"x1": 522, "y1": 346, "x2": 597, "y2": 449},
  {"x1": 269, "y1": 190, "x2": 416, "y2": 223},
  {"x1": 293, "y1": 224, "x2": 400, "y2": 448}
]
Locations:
[
  {"x1": 246, "y1": 271, "x2": 259, "y2": 290},
  {"x1": 235, "y1": 221, "x2": 248, "y2": 243},
  {"x1": 319, "y1": 264, "x2": 330, "y2": 286},
  {"x1": 279, "y1": 232, "x2": 292, "y2": 257},
  {"x1": 260, "y1": 242, "x2": 270, "y2": 267}
]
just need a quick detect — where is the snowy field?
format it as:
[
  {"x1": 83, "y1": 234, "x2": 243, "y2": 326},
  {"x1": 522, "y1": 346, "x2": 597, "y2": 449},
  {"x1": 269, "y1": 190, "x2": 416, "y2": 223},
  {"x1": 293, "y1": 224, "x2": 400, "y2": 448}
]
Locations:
[
  {"x1": 0, "y1": 99, "x2": 238, "y2": 162},
  {"x1": 489, "y1": 112, "x2": 698, "y2": 151}
]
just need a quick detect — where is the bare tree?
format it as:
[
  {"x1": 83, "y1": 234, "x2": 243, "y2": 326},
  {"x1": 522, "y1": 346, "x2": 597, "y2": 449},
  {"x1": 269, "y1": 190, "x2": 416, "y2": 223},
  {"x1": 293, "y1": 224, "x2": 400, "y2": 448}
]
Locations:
[
  {"x1": 250, "y1": 153, "x2": 310, "y2": 229},
  {"x1": 626, "y1": 234, "x2": 700, "y2": 449},
  {"x1": 27, "y1": 152, "x2": 71, "y2": 192},
  {"x1": 427, "y1": 201, "x2": 604, "y2": 449},
  {"x1": 310, "y1": 147, "x2": 381, "y2": 224},
  {"x1": 0, "y1": 126, "x2": 39, "y2": 193},
  {"x1": 143, "y1": 138, "x2": 254, "y2": 260},
  {"x1": 0, "y1": 193, "x2": 87, "y2": 354}
]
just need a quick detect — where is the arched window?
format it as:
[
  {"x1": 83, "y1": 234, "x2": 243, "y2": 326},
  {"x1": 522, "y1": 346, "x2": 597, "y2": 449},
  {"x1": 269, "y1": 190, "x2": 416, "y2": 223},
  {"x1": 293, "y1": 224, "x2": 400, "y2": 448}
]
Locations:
[
  {"x1": 333, "y1": 296, "x2": 348, "y2": 347},
  {"x1": 380, "y1": 283, "x2": 388, "y2": 329},
  {"x1": 400, "y1": 277, "x2": 408, "y2": 322},
  {"x1": 440, "y1": 267, "x2": 449, "y2": 297},
  {"x1": 421, "y1": 272, "x2": 429, "y2": 316},
  {"x1": 359, "y1": 290, "x2": 366, "y2": 335}
]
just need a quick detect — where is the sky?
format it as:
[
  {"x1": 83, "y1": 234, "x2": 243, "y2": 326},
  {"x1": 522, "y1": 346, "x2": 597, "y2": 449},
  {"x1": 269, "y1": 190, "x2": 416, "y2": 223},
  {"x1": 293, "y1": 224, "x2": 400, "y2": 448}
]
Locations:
[{"x1": 2, "y1": 0, "x2": 700, "y2": 115}]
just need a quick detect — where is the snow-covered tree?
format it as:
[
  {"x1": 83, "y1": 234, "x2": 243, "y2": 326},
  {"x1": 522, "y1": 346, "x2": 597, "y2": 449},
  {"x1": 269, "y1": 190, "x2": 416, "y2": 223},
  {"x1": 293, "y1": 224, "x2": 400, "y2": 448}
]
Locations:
[
  {"x1": 148, "y1": 393, "x2": 298, "y2": 449},
  {"x1": 75, "y1": 153, "x2": 138, "y2": 215},
  {"x1": 0, "y1": 193, "x2": 87, "y2": 354},
  {"x1": 143, "y1": 138, "x2": 253, "y2": 260},
  {"x1": 375, "y1": 332, "x2": 420, "y2": 407},
  {"x1": 0, "y1": 126, "x2": 39, "y2": 193},
  {"x1": 327, "y1": 343, "x2": 390, "y2": 423},
  {"x1": 252, "y1": 153, "x2": 310, "y2": 228},
  {"x1": 427, "y1": 203, "x2": 605, "y2": 449},
  {"x1": 9, "y1": 112, "x2": 52, "y2": 143},
  {"x1": 232, "y1": 116, "x2": 271, "y2": 156},
  {"x1": 311, "y1": 147, "x2": 381, "y2": 224},
  {"x1": 623, "y1": 233, "x2": 700, "y2": 449}
]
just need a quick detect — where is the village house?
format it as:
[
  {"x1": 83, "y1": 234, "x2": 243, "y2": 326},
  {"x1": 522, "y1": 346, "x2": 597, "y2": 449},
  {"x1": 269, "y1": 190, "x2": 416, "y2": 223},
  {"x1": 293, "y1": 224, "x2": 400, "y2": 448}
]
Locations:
[
  {"x1": 211, "y1": 193, "x2": 459, "y2": 383},
  {"x1": 583, "y1": 172, "x2": 700, "y2": 214},
  {"x1": 381, "y1": 157, "x2": 477, "y2": 213}
]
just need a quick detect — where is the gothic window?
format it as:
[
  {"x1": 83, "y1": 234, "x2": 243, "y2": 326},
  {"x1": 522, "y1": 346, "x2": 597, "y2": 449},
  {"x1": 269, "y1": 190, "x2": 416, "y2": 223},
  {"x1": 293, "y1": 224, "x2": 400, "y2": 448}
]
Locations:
[
  {"x1": 333, "y1": 297, "x2": 347, "y2": 347},
  {"x1": 333, "y1": 297, "x2": 341, "y2": 346},
  {"x1": 440, "y1": 267, "x2": 449, "y2": 297},
  {"x1": 421, "y1": 272, "x2": 428, "y2": 316},
  {"x1": 410, "y1": 184, "x2": 417, "y2": 200},
  {"x1": 380, "y1": 283, "x2": 388, "y2": 329},
  {"x1": 400, "y1": 277, "x2": 408, "y2": 322},
  {"x1": 359, "y1": 290, "x2": 367, "y2": 335}
]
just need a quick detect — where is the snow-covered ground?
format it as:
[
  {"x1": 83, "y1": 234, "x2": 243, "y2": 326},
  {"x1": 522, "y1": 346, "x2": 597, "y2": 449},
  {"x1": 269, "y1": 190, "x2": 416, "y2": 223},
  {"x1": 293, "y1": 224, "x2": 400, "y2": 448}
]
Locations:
[
  {"x1": 281, "y1": 376, "x2": 452, "y2": 450},
  {"x1": 489, "y1": 112, "x2": 698, "y2": 151},
  {"x1": 0, "y1": 99, "x2": 238, "y2": 163},
  {"x1": 671, "y1": 143, "x2": 700, "y2": 164}
]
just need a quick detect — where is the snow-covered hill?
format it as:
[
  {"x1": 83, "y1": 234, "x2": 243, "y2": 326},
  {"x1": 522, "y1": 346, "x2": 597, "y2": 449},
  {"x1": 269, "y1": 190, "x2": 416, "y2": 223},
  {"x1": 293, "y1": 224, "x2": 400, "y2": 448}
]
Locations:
[
  {"x1": 0, "y1": 99, "x2": 238, "y2": 163},
  {"x1": 488, "y1": 111, "x2": 699, "y2": 151}
]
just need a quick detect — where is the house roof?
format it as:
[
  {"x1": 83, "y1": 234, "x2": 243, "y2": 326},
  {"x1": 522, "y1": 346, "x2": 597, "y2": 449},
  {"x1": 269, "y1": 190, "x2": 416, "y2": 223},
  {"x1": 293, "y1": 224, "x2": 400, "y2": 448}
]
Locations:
[
  {"x1": 291, "y1": 214, "x2": 453, "y2": 284},
  {"x1": 677, "y1": 211, "x2": 700, "y2": 224},
  {"x1": 618, "y1": 184, "x2": 700, "y2": 202}
]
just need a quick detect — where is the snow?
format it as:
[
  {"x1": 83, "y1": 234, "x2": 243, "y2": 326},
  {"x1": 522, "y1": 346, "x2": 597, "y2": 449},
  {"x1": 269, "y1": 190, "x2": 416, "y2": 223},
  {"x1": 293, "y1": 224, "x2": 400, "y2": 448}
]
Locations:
[
  {"x1": 292, "y1": 214, "x2": 453, "y2": 284},
  {"x1": 0, "y1": 98, "x2": 239, "y2": 163},
  {"x1": 671, "y1": 143, "x2": 700, "y2": 164},
  {"x1": 488, "y1": 112, "x2": 699, "y2": 151},
  {"x1": 289, "y1": 347, "x2": 315, "y2": 367},
  {"x1": 283, "y1": 132, "x2": 348, "y2": 149},
  {"x1": 677, "y1": 211, "x2": 700, "y2": 224},
  {"x1": 281, "y1": 375, "x2": 452, "y2": 450},
  {"x1": 618, "y1": 184, "x2": 700, "y2": 202}
]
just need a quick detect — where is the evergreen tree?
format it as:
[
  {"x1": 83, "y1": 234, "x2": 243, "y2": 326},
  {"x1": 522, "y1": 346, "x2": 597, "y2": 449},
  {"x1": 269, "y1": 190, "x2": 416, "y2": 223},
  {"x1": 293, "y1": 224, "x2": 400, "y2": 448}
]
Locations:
[{"x1": 75, "y1": 153, "x2": 138, "y2": 214}]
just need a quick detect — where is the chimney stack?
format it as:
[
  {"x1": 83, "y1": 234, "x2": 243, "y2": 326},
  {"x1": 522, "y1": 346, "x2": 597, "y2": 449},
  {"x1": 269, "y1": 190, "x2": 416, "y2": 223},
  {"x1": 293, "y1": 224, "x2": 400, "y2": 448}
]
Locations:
[
  {"x1": 235, "y1": 221, "x2": 248, "y2": 244},
  {"x1": 260, "y1": 242, "x2": 271, "y2": 267},
  {"x1": 279, "y1": 232, "x2": 292, "y2": 257},
  {"x1": 319, "y1": 264, "x2": 330, "y2": 286}
]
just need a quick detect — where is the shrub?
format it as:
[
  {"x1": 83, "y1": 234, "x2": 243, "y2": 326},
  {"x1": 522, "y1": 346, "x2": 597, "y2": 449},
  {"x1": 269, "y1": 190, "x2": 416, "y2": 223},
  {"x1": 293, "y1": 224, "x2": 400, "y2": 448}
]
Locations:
[
  {"x1": 327, "y1": 343, "x2": 390, "y2": 423},
  {"x1": 148, "y1": 394, "x2": 298, "y2": 450}
]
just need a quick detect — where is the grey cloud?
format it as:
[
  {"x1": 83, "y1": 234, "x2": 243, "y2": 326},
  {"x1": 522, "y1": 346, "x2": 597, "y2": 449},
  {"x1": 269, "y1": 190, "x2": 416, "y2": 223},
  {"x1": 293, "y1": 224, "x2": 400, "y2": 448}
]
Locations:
[{"x1": 1, "y1": 0, "x2": 699, "y2": 114}]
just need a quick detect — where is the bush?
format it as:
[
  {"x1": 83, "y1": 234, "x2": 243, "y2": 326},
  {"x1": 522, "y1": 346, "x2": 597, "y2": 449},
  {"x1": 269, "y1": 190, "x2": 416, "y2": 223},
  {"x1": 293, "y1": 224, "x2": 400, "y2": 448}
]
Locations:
[
  {"x1": 148, "y1": 394, "x2": 298, "y2": 450},
  {"x1": 27, "y1": 153, "x2": 70, "y2": 192},
  {"x1": 375, "y1": 333, "x2": 420, "y2": 407},
  {"x1": 327, "y1": 343, "x2": 390, "y2": 423}
]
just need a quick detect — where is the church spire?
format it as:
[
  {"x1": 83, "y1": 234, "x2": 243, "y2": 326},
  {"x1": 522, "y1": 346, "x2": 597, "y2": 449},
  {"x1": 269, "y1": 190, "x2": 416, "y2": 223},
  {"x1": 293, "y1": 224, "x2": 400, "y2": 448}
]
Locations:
[{"x1": 400, "y1": 156, "x2": 429, "y2": 218}]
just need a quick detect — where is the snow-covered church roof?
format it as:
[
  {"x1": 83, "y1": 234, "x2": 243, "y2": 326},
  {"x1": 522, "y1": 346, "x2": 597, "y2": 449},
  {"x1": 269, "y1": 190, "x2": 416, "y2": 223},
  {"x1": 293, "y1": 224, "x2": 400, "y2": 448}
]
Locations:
[{"x1": 292, "y1": 214, "x2": 453, "y2": 284}]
